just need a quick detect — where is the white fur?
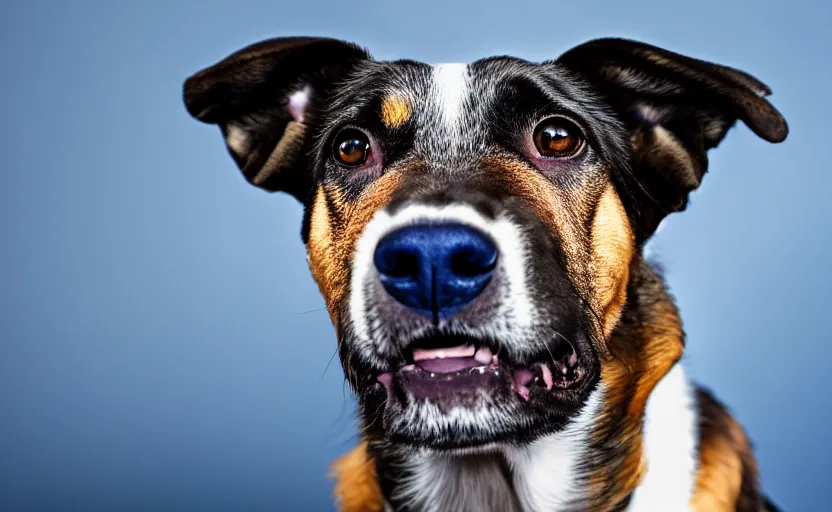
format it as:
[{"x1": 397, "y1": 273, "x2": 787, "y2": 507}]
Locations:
[
  {"x1": 383, "y1": 366, "x2": 698, "y2": 511},
  {"x1": 504, "y1": 386, "x2": 604, "y2": 511},
  {"x1": 392, "y1": 387, "x2": 603, "y2": 512},
  {"x1": 626, "y1": 363, "x2": 698, "y2": 511},
  {"x1": 348, "y1": 203, "x2": 538, "y2": 366},
  {"x1": 385, "y1": 380, "x2": 530, "y2": 454},
  {"x1": 636, "y1": 103, "x2": 665, "y2": 124},
  {"x1": 393, "y1": 448, "x2": 518, "y2": 511},
  {"x1": 431, "y1": 63, "x2": 469, "y2": 132},
  {"x1": 224, "y1": 123, "x2": 249, "y2": 156},
  {"x1": 287, "y1": 86, "x2": 310, "y2": 123}
]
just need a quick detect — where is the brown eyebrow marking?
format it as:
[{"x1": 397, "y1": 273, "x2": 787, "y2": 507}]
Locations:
[{"x1": 380, "y1": 94, "x2": 412, "y2": 128}]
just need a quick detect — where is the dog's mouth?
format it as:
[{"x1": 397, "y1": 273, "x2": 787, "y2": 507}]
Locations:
[{"x1": 376, "y1": 334, "x2": 586, "y2": 406}]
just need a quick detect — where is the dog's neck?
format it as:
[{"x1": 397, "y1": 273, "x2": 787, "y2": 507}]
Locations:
[
  {"x1": 369, "y1": 390, "x2": 608, "y2": 511},
  {"x1": 359, "y1": 256, "x2": 696, "y2": 511}
]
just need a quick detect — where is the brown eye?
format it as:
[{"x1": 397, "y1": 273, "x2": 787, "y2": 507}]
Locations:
[
  {"x1": 333, "y1": 129, "x2": 372, "y2": 167},
  {"x1": 533, "y1": 118, "x2": 585, "y2": 158}
]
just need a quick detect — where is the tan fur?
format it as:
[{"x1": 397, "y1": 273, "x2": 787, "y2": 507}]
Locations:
[
  {"x1": 380, "y1": 95, "x2": 412, "y2": 128},
  {"x1": 691, "y1": 436, "x2": 744, "y2": 511},
  {"x1": 590, "y1": 185, "x2": 634, "y2": 337},
  {"x1": 307, "y1": 169, "x2": 406, "y2": 322},
  {"x1": 331, "y1": 442, "x2": 385, "y2": 512},
  {"x1": 690, "y1": 394, "x2": 760, "y2": 511},
  {"x1": 307, "y1": 186, "x2": 338, "y2": 325},
  {"x1": 481, "y1": 155, "x2": 625, "y2": 356},
  {"x1": 253, "y1": 121, "x2": 306, "y2": 186},
  {"x1": 586, "y1": 260, "x2": 685, "y2": 508},
  {"x1": 480, "y1": 155, "x2": 584, "y2": 273}
]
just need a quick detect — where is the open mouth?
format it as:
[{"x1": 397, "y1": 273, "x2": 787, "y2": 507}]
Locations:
[{"x1": 376, "y1": 334, "x2": 586, "y2": 406}]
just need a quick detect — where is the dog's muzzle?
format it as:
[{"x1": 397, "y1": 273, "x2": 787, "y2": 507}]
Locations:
[{"x1": 344, "y1": 199, "x2": 598, "y2": 448}]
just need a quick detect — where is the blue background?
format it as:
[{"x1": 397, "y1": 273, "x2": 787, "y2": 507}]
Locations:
[{"x1": 1, "y1": 1, "x2": 829, "y2": 510}]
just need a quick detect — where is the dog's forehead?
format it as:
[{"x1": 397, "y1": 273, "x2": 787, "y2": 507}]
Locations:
[
  {"x1": 324, "y1": 57, "x2": 624, "y2": 169},
  {"x1": 411, "y1": 61, "x2": 482, "y2": 165},
  {"x1": 333, "y1": 58, "x2": 498, "y2": 167}
]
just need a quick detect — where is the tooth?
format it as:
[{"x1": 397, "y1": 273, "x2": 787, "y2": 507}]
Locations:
[
  {"x1": 377, "y1": 372, "x2": 394, "y2": 402},
  {"x1": 517, "y1": 385, "x2": 530, "y2": 401},
  {"x1": 568, "y1": 351, "x2": 578, "y2": 367},
  {"x1": 413, "y1": 344, "x2": 476, "y2": 362},
  {"x1": 491, "y1": 355, "x2": 499, "y2": 366},
  {"x1": 474, "y1": 346, "x2": 492, "y2": 365},
  {"x1": 540, "y1": 363, "x2": 553, "y2": 390},
  {"x1": 378, "y1": 372, "x2": 393, "y2": 388}
]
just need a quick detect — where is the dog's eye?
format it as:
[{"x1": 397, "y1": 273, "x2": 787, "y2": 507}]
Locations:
[
  {"x1": 333, "y1": 128, "x2": 372, "y2": 167},
  {"x1": 532, "y1": 118, "x2": 585, "y2": 158}
]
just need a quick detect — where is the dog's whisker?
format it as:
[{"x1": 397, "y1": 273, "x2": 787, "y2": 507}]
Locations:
[
  {"x1": 320, "y1": 347, "x2": 340, "y2": 382},
  {"x1": 296, "y1": 306, "x2": 327, "y2": 315},
  {"x1": 541, "y1": 336, "x2": 558, "y2": 368}
]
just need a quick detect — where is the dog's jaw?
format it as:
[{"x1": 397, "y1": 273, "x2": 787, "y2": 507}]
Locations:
[{"x1": 368, "y1": 364, "x2": 700, "y2": 512}]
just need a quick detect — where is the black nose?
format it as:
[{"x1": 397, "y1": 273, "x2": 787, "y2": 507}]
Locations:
[{"x1": 373, "y1": 224, "x2": 498, "y2": 319}]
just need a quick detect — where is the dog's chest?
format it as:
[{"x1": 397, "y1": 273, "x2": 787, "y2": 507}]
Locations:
[
  {"x1": 384, "y1": 389, "x2": 602, "y2": 511},
  {"x1": 380, "y1": 371, "x2": 698, "y2": 511},
  {"x1": 388, "y1": 447, "x2": 590, "y2": 512},
  {"x1": 390, "y1": 453, "x2": 523, "y2": 512}
]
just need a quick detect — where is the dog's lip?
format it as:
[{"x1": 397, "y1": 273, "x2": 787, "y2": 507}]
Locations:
[{"x1": 376, "y1": 337, "x2": 584, "y2": 402}]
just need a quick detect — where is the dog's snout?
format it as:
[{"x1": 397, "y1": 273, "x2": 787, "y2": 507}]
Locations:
[{"x1": 373, "y1": 224, "x2": 497, "y2": 319}]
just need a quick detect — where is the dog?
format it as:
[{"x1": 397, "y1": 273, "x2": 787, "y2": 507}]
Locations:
[{"x1": 183, "y1": 36, "x2": 788, "y2": 511}]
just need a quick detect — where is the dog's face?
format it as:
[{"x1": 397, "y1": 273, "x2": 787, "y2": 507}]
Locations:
[{"x1": 184, "y1": 38, "x2": 786, "y2": 450}]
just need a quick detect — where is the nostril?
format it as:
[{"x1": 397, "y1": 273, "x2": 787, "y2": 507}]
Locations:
[
  {"x1": 449, "y1": 245, "x2": 498, "y2": 277},
  {"x1": 376, "y1": 249, "x2": 419, "y2": 278}
]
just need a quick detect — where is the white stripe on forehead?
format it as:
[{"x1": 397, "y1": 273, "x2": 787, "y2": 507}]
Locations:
[{"x1": 431, "y1": 63, "x2": 470, "y2": 131}]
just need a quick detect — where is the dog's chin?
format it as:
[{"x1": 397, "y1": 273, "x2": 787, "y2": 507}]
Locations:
[{"x1": 358, "y1": 334, "x2": 599, "y2": 450}]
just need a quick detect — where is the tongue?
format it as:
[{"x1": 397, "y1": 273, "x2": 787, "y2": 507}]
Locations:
[{"x1": 415, "y1": 357, "x2": 483, "y2": 373}]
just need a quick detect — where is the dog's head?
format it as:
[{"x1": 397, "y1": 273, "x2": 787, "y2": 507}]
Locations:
[{"x1": 184, "y1": 38, "x2": 786, "y2": 450}]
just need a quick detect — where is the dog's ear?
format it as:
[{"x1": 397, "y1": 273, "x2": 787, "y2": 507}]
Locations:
[
  {"x1": 183, "y1": 37, "x2": 369, "y2": 199},
  {"x1": 556, "y1": 38, "x2": 788, "y2": 241}
]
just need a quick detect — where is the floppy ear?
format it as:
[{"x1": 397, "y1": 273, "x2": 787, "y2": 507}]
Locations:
[
  {"x1": 183, "y1": 37, "x2": 369, "y2": 199},
  {"x1": 556, "y1": 38, "x2": 788, "y2": 241}
]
